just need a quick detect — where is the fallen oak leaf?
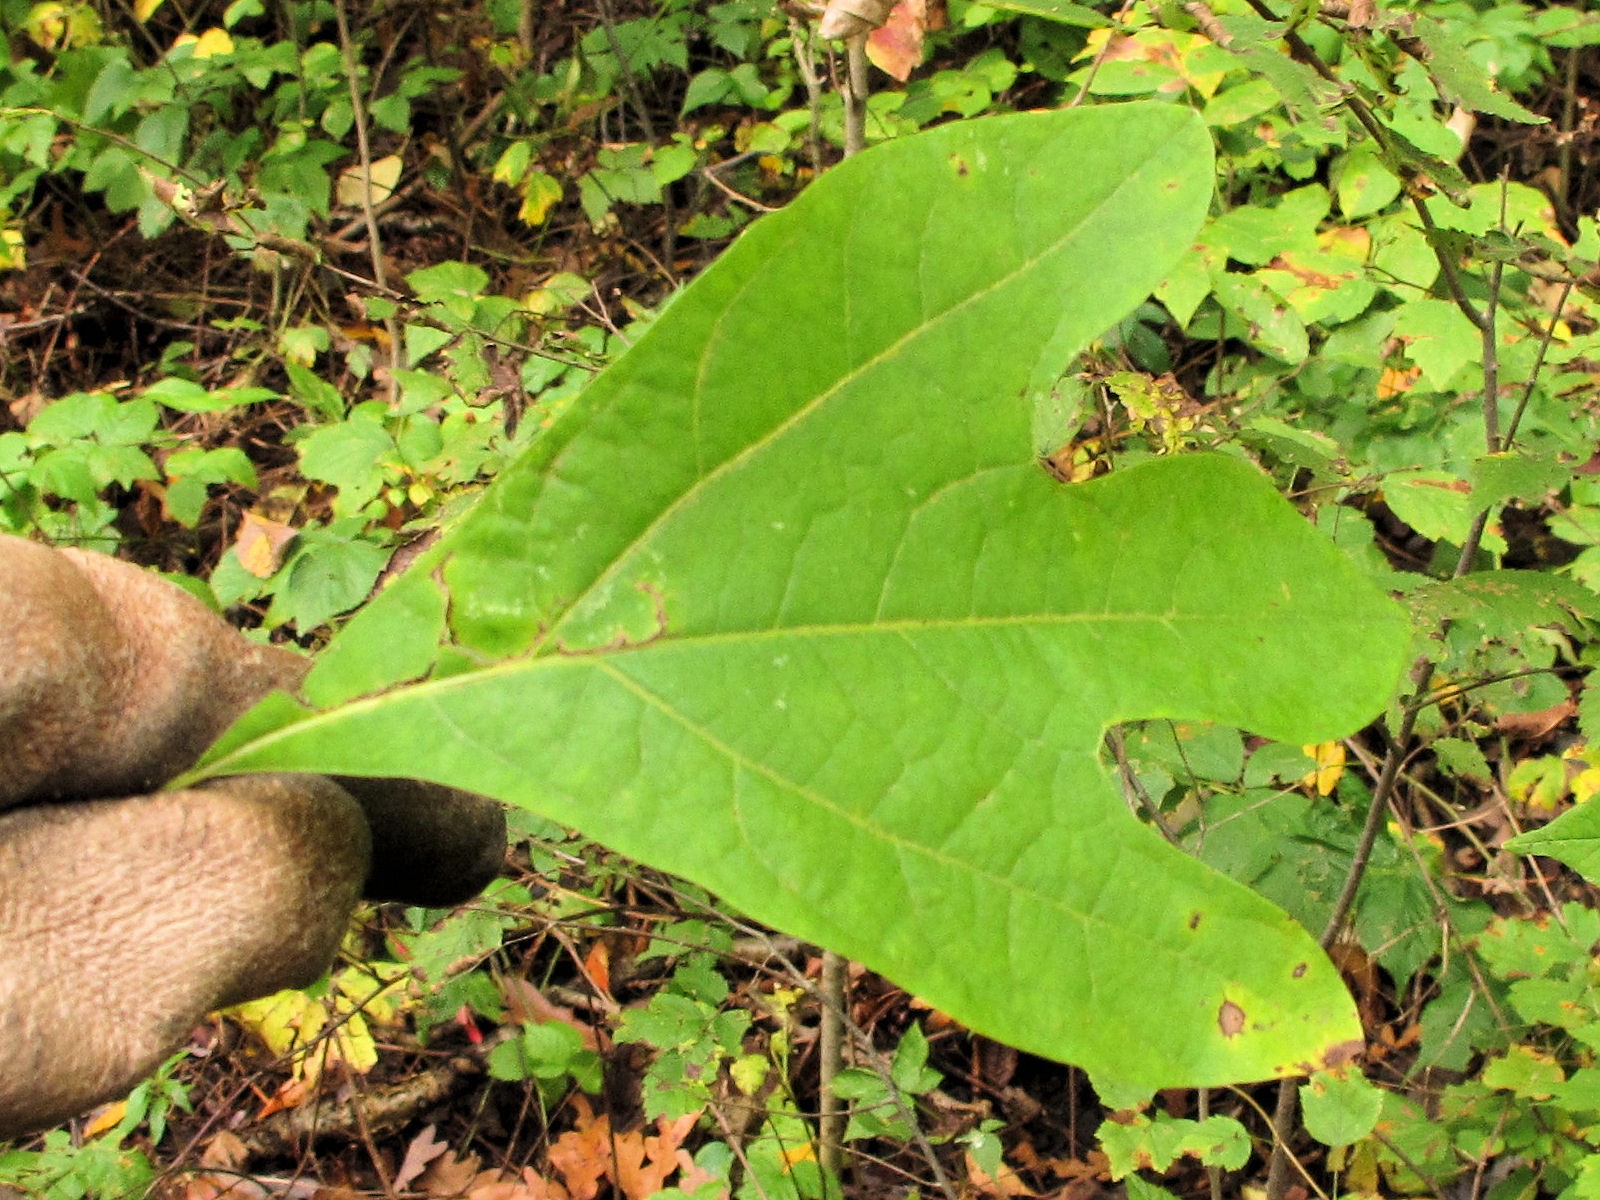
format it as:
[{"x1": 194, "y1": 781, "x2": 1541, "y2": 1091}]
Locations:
[
  {"x1": 394, "y1": 1123, "x2": 450, "y2": 1192},
  {"x1": 549, "y1": 1097, "x2": 612, "y2": 1200},
  {"x1": 419, "y1": 1149, "x2": 482, "y2": 1197},
  {"x1": 468, "y1": 1171, "x2": 571, "y2": 1200},
  {"x1": 619, "y1": 1111, "x2": 700, "y2": 1200}
]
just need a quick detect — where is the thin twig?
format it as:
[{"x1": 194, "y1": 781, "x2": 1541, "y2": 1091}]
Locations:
[
  {"x1": 788, "y1": 16, "x2": 826, "y2": 170},
  {"x1": 843, "y1": 37, "x2": 869, "y2": 157},
  {"x1": 332, "y1": 0, "x2": 402, "y2": 395},
  {"x1": 818, "y1": 952, "x2": 846, "y2": 1196}
]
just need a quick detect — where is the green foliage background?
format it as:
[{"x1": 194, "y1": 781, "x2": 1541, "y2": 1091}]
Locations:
[{"x1": 9, "y1": 0, "x2": 1600, "y2": 1195}]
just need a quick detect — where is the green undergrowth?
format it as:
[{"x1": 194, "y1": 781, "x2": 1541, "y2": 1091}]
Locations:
[{"x1": 12, "y1": 0, "x2": 1600, "y2": 1197}]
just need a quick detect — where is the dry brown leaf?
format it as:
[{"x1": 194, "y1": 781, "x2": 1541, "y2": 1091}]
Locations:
[
  {"x1": 1497, "y1": 699, "x2": 1576, "y2": 739},
  {"x1": 519, "y1": 1170, "x2": 573, "y2": 1200},
  {"x1": 256, "y1": 1075, "x2": 312, "y2": 1119},
  {"x1": 201, "y1": 1130, "x2": 251, "y2": 1172},
  {"x1": 501, "y1": 979, "x2": 600, "y2": 1051},
  {"x1": 583, "y1": 941, "x2": 612, "y2": 995},
  {"x1": 818, "y1": 0, "x2": 895, "y2": 38},
  {"x1": 549, "y1": 1097, "x2": 612, "y2": 1200},
  {"x1": 549, "y1": 1097, "x2": 697, "y2": 1200},
  {"x1": 420, "y1": 1150, "x2": 482, "y2": 1197},
  {"x1": 616, "y1": 1112, "x2": 696, "y2": 1200},
  {"x1": 234, "y1": 510, "x2": 296, "y2": 578},
  {"x1": 966, "y1": 1150, "x2": 1037, "y2": 1198},
  {"x1": 467, "y1": 1176, "x2": 556, "y2": 1200},
  {"x1": 395, "y1": 1124, "x2": 451, "y2": 1193}
]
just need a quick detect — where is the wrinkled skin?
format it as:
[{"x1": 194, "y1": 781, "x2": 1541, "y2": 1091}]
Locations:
[{"x1": 0, "y1": 534, "x2": 507, "y2": 1138}]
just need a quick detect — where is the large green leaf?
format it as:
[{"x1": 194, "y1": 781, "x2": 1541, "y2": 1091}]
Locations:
[{"x1": 198, "y1": 105, "x2": 1409, "y2": 1089}]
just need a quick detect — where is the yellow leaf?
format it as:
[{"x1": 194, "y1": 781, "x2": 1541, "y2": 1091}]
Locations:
[
  {"x1": 0, "y1": 227, "x2": 25, "y2": 271},
  {"x1": 1377, "y1": 365, "x2": 1420, "y2": 399},
  {"x1": 82, "y1": 1100, "x2": 127, "y2": 1138},
  {"x1": 337, "y1": 154, "x2": 403, "y2": 207},
  {"x1": 192, "y1": 26, "x2": 232, "y2": 56},
  {"x1": 132, "y1": 0, "x2": 163, "y2": 19},
  {"x1": 1573, "y1": 767, "x2": 1600, "y2": 805},
  {"x1": 336, "y1": 961, "x2": 408, "y2": 1025},
  {"x1": 330, "y1": 1009, "x2": 379, "y2": 1073},
  {"x1": 229, "y1": 988, "x2": 326, "y2": 1059},
  {"x1": 518, "y1": 171, "x2": 564, "y2": 226},
  {"x1": 1301, "y1": 741, "x2": 1345, "y2": 796},
  {"x1": 780, "y1": 1142, "x2": 816, "y2": 1167},
  {"x1": 24, "y1": 3, "x2": 80, "y2": 50},
  {"x1": 1508, "y1": 755, "x2": 1568, "y2": 811}
]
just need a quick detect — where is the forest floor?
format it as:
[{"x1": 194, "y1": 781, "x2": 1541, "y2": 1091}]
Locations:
[{"x1": 2, "y1": 0, "x2": 1595, "y2": 1196}]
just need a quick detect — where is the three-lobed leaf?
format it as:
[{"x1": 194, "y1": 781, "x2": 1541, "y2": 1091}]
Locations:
[{"x1": 198, "y1": 104, "x2": 1409, "y2": 1090}]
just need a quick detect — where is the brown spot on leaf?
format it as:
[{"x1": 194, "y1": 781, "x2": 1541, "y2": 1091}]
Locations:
[
  {"x1": 1292, "y1": 961, "x2": 1307, "y2": 978},
  {"x1": 1281, "y1": 1039, "x2": 1369, "y2": 1078},
  {"x1": 951, "y1": 155, "x2": 969, "y2": 177},
  {"x1": 1320, "y1": 1038, "x2": 1366, "y2": 1069},
  {"x1": 1189, "y1": 912, "x2": 1202, "y2": 930},
  {"x1": 1218, "y1": 1000, "x2": 1246, "y2": 1038}
]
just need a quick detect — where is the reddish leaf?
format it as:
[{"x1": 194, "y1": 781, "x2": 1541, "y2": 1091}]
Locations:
[{"x1": 865, "y1": 0, "x2": 926, "y2": 81}]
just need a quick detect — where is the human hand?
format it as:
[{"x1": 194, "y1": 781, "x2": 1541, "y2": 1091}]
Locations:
[{"x1": 0, "y1": 534, "x2": 506, "y2": 1138}]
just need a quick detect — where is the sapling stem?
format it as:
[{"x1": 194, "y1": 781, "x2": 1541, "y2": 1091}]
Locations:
[{"x1": 817, "y1": 63, "x2": 869, "y2": 1187}]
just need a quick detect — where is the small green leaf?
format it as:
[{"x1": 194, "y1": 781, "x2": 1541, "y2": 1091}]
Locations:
[
  {"x1": 407, "y1": 262, "x2": 491, "y2": 317},
  {"x1": 1299, "y1": 1068, "x2": 1382, "y2": 1146},
  {"x1": 1125, "y1": 1179, "x2": 1183, "y2": 1200},
  {"x1": 296, "y1": 412, "x2": 395, "y2": 513},
  {"x1": 1469, "y1": 450, "x2": 1571, "y2": 509},
  {"x1": 1481, "y1": 1045, "x2": 1565, "y2": 1099},
  {"x1": 488, "y1": 1021, "x2": 586, "y2": 1081},
  {"x1": 1098, "y1": 1113, "x2": 1251, "y2": 1179},
  {"x1": 266, "y1": 532, "x2": 390, "y2": 632},
  {"x1": 1391, "y1": 297, "x2": 1480, "y2": 389},
  {"x1": 890, "y1": 1023, "x2": 941, "y2": 1094},
  {"x1": 143, "y1": 377, "x2": 274, "y2": 413}
]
